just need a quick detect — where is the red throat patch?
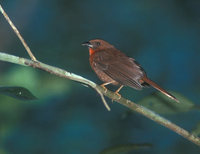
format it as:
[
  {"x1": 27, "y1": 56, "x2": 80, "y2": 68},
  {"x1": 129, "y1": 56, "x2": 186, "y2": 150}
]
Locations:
[{"x1": 89, "y1": 48, "x2": 95, "y2": 55}]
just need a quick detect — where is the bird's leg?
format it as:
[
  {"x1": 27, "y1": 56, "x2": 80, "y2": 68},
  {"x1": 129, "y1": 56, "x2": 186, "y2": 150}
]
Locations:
[
  {"x1": 115, "y1": 85, "x2": 123, "y2": 97},
  {"x1": 113, "y1": 85, "x2": 123, "y2": 100},
  {"x1": 100, "y1": 81, "x2": 114, "y2": 93},
  {"x1": 101, "y1": 82, "x2": 123, "y2": 101}
]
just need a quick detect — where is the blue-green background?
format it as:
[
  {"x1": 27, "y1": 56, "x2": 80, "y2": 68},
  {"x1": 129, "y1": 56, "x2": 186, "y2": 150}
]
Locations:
[{"x1": 0, "y1": 0, "x2": 200, "y2": 153}]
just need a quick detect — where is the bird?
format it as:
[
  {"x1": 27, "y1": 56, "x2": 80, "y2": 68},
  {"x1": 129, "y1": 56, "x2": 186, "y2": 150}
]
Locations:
[{"x1": 82, "y1": 39, "x2": 179, "y2": 103}]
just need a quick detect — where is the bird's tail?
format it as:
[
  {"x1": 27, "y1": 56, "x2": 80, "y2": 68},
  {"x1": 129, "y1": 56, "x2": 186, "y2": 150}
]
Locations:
[{"x1": 142, "y1": 76, "x2": 179, "y2": 103}]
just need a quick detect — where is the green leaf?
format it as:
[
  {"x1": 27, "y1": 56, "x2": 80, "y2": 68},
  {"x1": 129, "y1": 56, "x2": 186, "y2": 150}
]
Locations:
[
  {"x1": 137, "y1": 91, "x2": 195, "y2": 114},
  {"x1": 100, "y1": 143, "x2": 152, "y2": 154},
  {"x1": 4, "y1": 67, "x2": 39, "y2": 90},
  {"x1": 0, "y1": 86, "x2": 37, "y2": 100}
]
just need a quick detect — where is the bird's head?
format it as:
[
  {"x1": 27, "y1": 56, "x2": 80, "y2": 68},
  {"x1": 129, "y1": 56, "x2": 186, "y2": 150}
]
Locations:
[{"x1": 82, "y1": 39, "x2": 114, "y2": 55}]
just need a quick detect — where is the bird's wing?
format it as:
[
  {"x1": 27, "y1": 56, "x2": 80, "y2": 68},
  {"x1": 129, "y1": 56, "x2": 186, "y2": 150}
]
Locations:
[{"x1": 92, "y1": 50, "x2": 146, "y2": 90}]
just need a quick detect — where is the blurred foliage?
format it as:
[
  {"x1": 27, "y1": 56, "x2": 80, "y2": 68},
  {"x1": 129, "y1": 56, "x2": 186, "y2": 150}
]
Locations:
[
  {"x1": 0, "y1": 86, "x2": 37, "y2": 100},
  {"x1": 138, "y1": 91, "x2": 196, "y2": 114},
  {"x1": 100, "y1": 143, "x2": 152, "y2": 154},
  {"x1": 192, "y1": 122, "x2": 200, "y2": 137},
  {"x1": 1, "y1": 67, "x2": 71, "y2": 98}
]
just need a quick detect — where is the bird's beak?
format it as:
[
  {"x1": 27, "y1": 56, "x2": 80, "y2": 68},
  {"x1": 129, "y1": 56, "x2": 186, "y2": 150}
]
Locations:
[{"x1": 81, "y1": 41, "x2": 93, "y2": 48}]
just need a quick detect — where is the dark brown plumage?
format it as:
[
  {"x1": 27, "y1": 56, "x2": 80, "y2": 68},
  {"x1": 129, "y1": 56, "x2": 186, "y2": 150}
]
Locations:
[{"x1": 82, "y1": 39, "x2": 179, "y2": 103}]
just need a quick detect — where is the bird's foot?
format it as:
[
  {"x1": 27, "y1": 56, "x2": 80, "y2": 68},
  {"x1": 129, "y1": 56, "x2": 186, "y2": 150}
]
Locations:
[
  {"x1": 115, "y1": 92, "x2": 121, "y2": 99},
  {"x1": 100, "y1": 84, "x2": 108, "y2": 93},
  {"x1": 111, "y1": 85, "x2": 123, "y2": 102},
  {"x1": 111, "y1": 91, "x2": 121, "y2": 102}
]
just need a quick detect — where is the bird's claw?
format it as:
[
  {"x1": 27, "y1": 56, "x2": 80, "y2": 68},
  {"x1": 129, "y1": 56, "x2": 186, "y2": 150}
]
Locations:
[
  {"x1": 111, "y1": 92, "x2": 121, "y2": 102},
  {"x1": 115, "y1": 92, "x2": 121, "y2": 99},
  {"x1": 100, "y1": 84, "x2": 108, "y2": 93}
]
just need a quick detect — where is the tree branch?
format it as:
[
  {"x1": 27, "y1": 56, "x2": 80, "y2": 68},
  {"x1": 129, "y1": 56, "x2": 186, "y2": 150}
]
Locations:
[
  {"x1": 0, "y1": 52, "x2": 200, "y2": 146},
  {"x1": 0, "y1": 4, "x2": 37, "y2": 61}
]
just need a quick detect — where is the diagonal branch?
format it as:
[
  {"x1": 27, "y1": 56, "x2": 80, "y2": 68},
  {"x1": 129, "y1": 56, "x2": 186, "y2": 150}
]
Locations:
[
  {"x1": 0, "y1": 4, "x2": 37, "y2": 61},
  {"x1": 0, "y1": 51, "x2": 200, "y2": 146}
]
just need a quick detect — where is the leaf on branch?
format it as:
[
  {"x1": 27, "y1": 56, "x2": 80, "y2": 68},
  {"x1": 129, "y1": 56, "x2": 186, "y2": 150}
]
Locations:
[
  {"x1": 0, "y1": 86, "x2": 37, "y2": 100},
  {"x1": 137, "y1": 91, "x2": 195, "y2": 114}
]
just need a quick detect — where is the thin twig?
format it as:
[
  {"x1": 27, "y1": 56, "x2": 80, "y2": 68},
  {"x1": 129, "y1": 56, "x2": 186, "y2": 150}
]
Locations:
[
  {"x1": 0, "y1": 52, "x2": 200, "y2": 146},
  {"x1": 95, "y1": 88, "x2": 111, "y2": 111},
  {"x1": 0, "y1": 4, "x2": 37, "y2": 61}
]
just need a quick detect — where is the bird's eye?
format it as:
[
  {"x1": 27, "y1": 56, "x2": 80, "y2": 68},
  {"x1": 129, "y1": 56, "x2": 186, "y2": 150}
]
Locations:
[{"x1": 96, "y1": 42, "x2": 101, "y2": 46}]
